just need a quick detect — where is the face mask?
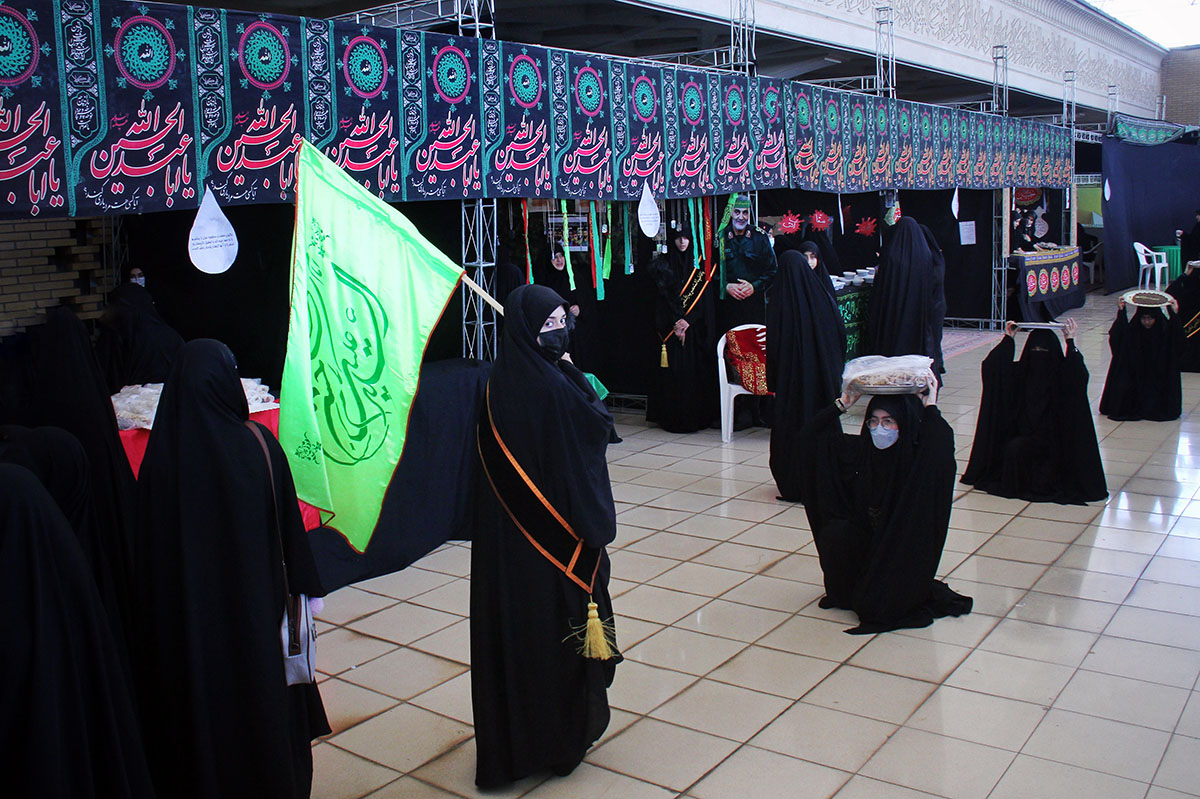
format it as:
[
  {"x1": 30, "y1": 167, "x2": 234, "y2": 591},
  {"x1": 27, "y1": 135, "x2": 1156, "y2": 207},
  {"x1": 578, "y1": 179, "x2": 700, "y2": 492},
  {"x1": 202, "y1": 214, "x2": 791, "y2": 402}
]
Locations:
[
  {"x1": 537, "y1": 328, "x2": 569, "y2": 361},
  {"x1": 870, "y1": 426, "x2": 899, "y2": 450},
  {"x1": 132, "y1": 276, "x2": 146, "y2": 287}
]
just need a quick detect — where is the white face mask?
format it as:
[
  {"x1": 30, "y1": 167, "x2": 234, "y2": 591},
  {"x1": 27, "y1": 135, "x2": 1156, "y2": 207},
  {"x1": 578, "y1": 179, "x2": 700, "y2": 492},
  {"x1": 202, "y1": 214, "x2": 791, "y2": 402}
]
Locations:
[
  {"x1": 131, "y1": 276, "x2": 146, "y2": 287},
  {"x1": 870, "y1": 426, "x2": 899, "y2": 450}
]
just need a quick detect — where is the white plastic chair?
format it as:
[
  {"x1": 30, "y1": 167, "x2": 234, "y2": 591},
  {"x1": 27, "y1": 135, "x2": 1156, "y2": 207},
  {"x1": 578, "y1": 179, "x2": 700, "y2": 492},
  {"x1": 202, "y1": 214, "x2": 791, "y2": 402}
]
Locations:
[
  {"x1": 1133, "y1": 242, "x2": 1169, "y2": 290},
  {"x1": 716, "y1": 323, "x2": 766, "y2": 443}
]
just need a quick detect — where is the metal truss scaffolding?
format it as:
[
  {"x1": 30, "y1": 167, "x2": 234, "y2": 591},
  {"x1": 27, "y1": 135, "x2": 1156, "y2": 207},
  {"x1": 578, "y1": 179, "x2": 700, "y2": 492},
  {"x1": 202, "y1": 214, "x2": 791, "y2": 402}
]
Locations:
[{"x1": 875, "y1": 5, "x2": 896, "y2": 99}]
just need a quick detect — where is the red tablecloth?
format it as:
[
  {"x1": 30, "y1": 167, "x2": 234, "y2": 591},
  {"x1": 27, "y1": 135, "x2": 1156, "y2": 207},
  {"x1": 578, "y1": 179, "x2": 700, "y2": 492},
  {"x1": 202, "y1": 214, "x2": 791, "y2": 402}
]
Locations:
[{"x1": 119, "y1": 407, "x2": 323, "y2": 531}]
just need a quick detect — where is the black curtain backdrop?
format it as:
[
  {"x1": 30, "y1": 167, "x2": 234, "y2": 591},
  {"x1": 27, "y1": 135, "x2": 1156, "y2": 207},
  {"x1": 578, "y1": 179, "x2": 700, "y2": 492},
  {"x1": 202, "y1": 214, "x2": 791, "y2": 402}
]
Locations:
[
  {"x1": 757, "y1": 189, "x2": 884, "y2": 270},
  {"x1": 899, "y1": 189, "x2": 995, "y2": 320},
  {"x1": 1102, "y1": 138, "x2": 1200, "y2": 293}
]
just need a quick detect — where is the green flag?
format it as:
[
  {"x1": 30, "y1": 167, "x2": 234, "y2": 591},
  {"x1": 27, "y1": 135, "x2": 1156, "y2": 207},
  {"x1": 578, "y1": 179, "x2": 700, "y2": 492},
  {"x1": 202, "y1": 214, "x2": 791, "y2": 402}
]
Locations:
[{"x1": 280, "y1": 141, "x2": 463, "y2": 552}]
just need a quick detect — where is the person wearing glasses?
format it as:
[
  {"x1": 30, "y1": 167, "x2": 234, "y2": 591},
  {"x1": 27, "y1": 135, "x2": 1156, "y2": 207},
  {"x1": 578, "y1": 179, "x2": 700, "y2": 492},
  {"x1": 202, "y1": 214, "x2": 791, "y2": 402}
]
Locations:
[{"x1": 795, "y1": 375, "x2": 972, "y2": 634}]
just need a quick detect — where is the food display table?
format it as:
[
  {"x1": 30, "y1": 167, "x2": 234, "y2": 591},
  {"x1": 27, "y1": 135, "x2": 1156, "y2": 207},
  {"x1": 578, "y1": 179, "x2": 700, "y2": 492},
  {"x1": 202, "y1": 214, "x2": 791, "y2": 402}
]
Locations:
[{"x1": 1010, "y1": 246, "x2": 1084, "y2": 321}]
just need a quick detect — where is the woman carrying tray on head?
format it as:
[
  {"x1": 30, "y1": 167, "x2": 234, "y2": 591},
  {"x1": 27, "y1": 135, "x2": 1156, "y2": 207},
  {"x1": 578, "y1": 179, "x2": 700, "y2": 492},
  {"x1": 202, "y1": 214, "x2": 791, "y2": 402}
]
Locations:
[
  {"x1": 1100, "y1": 294, "x2": 1183, "y2": 422},
  {"x1": 796, "y1": 370, "x2": 972, "y2": 634},
  {"x1": 962, "y1": 320, "x2": 1107, "y2": 504}
]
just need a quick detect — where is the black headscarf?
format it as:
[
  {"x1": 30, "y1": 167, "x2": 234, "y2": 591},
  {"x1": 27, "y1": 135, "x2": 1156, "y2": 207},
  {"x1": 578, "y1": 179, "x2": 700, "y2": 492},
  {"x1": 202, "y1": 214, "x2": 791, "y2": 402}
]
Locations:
[
  {"x1": 131, "y1": 339, "x2": 328, "y2": 798},
  {"x1": 1100, "y1": 306, "x2": 1183, "y2": 421},
  {"x1": 767, "y1": 248, "x2": 847, "y2": 500},
  {"x1": 0, "y1": 464, "x2": 155, "y2": 799},
  {"x1": 488, "y1": 285, "x2": 616, "y2": 547},
  {"x1": 962, "y1": 330, "x2": 1106, "y2": 504},
  {"x1": 868, "y1": 217, "x2": 946, "y2": 376},
  {"x1": 95, "y1": 282, "x2": 185, "y2": 393}
]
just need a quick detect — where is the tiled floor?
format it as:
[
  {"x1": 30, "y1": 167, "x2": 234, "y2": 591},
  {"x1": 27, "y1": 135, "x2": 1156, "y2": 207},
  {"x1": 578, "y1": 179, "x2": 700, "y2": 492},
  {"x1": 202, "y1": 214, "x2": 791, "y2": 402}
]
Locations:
[{"x1": 311, "y1": 295, "x2": 1200, "y2": 799}]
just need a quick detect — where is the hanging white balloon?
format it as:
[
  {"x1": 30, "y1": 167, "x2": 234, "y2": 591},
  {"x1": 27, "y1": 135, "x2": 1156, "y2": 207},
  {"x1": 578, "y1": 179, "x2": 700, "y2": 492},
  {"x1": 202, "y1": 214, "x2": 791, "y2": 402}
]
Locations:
[
  {"x1": 188, "y1": 186, "x2": 238, "y2": 274},
  {"x1": 951, "y1": 187, "x2": 960, "y2": 220},
  {"x1": 637, "y1": 180, "x2": 661, "y2": 238},
  {"x1": 1104, "y1": 179, "x2": 1111, "y2": 201}
]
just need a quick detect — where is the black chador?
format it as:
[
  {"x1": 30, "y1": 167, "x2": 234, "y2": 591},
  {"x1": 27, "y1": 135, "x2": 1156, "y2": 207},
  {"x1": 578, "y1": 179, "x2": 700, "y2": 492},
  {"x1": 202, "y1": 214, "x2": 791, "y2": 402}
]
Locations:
[
  {"x1": 472, "y1": 285, "x2": 621, "y2": 789},
  {"x1": 767, "y1": 244, "x2": 846, "y2": 501},
  {"x1": 1167, "y1": 266, "x2": 1200, "y2": 372},
  {"x1": 798, "y1": 394, "x2": 972, "y2": 634},
  {"x1": 0, "y1": 464, "x2": 155, "y2": 799},
  {"x1": 962, "y1": 330, "x2": 1107, "y2": 504},
  {"x1": 1100, "y1": 305, "x2": 1183, "y2": 422},
  {"x1": 95, "y1": 283, "x2": 185, "y2": 393},
  {"x1": 130, "y1": 340, "x2": 329, "y2": 799},
  {"x1": 868, "y1": 217, "x2": 947, "y2": 379},
  {"x1": 646, "y1": 232, "x2": 717, "y2": 433}
]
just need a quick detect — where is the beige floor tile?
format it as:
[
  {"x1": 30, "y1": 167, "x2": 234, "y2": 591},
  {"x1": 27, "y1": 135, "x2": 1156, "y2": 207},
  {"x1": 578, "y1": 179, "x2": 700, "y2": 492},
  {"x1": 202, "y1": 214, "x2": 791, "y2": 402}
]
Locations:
[
  {"x1": 945, "y1": 649, "x2": 1075, "y2": 705},
  {"x1": 750, "y1": 701, "x2": 896, "y2": 772},
  {"x1": 611, "y1": 523, "x2": 656, "y2": 549},
  {"x1": 608, "y1": 550, "x2": 680, "y2": 582},
  {"x1": 683, "y1": 475, "x2": 760, "y2": 497},
  {"x1": 611, "y1": 452, "x2": 684, "y2": 471},
  {"x1": 729, "y1": 522, "x2": 811, "y2": 551},
  {"x1": 689, "y1": 745, "x2": 850, "y2": 799},
  {"x1": 715, "y1": 464, "x2": 774, "y2": 483},
  {"x1": 953, "y1": 492, "x2": 1029, "y2": 514},
  {"x1": 975, "y1": 534, "x2": 1069, "y2": 564},
  {"x1": 1032, "y1": 565, "x2": 1137, "y2": 603},
  {"x1": 666, "y1": 513, "x2": 757, "y2": 540},
  {"x1": 362, "y1": 776, "x2": 462, "y2": 798},
  {"x1": 692, "y1": 541, "x2": 789, "y2": 573},
  {"x1": 607, "y1": 659, "x2": 698, "y2": 713},
  {"x1": 411, "y1": 738, "x2": 545, "y2": 799},
  {"x1": 1126, "y1": 579, "x2": 1200, "y2": 615},
  {"x1": 1054, "y1": 669, "x2": 1190, "y2": 731},
  {"x1": 766, "y1": 505, "x2": 813, "y2": 529},
  {"x1": 624, "y1": 469, "x2": 699, "y2": 490},
  {"x1": 1022, "y1": 708, "x2": 1171, "y2": 783},
  {"x1": 1122, "y1": 477, "x2": 1198, "y2": 499},
  {"x1": 860, "y1": 727, "x2": 1015, "y2": 799},
  {"x1": 614, "y1": 584, "x2": 711, "y2": 625},
  {"x1": 1082, "y1": 636, "x2": 1200, "y2": 688},
  {"x1": 649, "y1": 679, "x2": 791, "y2": 741},
  {"x1": 895, "y1": 610, "x2": 1000, "y2": 648},
  {"x1": 1145, "y1": 787, "x2": 1200, "y2": 799},
  {"x1": 611, "y1": 483, "x2": 672, "y2": 505},
  {"x1": 949, "y1": 555, "x2": 1048, "y2": 589},
  {"x1": 703, "y1": 497, "x2": 784, "y2": 523},
  {"x1": 909, "y1": 685, "x2": 1046, "y2": 751},
  {"x1": 312, "y1": 743, "x2": 401, "y2": 799},
  {"x1": 949, "y1": 507, "x2": 1013, "y2": 533},
  {"x1": 626, "y1": 531, "x2": 719, "y2": 561},
  {"x1": 831, "y1": 776, "x2": 946, "y2": 799},
  {"x1": 1145, "y1": 555, "x2": 1200, "y2": 587},
  {"x1": 648, "y1": 561, "x2": 750, "y2": 596},
  {"x1": 757, "y1": 615, "x2": 872, "y2": 662},
  {"x1": 1006, "y1": 592, "x2": 1119, "y2": 633},
  {"x1": 347, "y1": 602, "x2": 462, "y2": 646},
  {"x1": 1075, "y1": 525, "x2": 1167, "y2": 554},
  {"x1": 943, "y1": 527, "x2": 992, "y2": 553},
  {"x1": 1172, "y1": 516, "x2": 1200, "y2": 538},
  {"x1": 1019, "y1": 503, "x2": 1104, "y2": 524},
  {"x1": 522, "y1": 764, "x2": 674, "y2": 799},
  {"x1": 617, "y1": 505, "x2": 696, "y2": 530},
  {"x1": 848, "y1": 634, "x2": 973, "y2": 683},
  {"x1": 408, "y1": 671, "x2": 473, "y2": 725},
  {"x1": 709, "y1": 645, "x2": 838, "y2": 699},
  {"x1": 408, "y1": 578, "x2": 470, "y2": 616},
  {"x1": 674, "y1": 598, "x2": 790, "y2": 642},
  {"x1": 978, "y1": 618, "x2": 1098, "y2": 667},
  {"x1": 332, "y1": 704, "x2": 472, "y2": 774},
  {"x1": 416, "y1": 546, "x2": 473, "y2": 577},
  {"x1": 944, "y1": 579, "x2": 1027, "y2": 617},
  {"x1": 1160, "y1": 536, "x2": 1200, "y2": 561},
  {"x1": 762, "y1": 552, "x2": 826, "y2": 584},
  {"x1": 643, "y1": 490, "x2": 725, "y2": 513},
  {"x1": 997, "y1": 516, "x2": 1088, "y2": 544},
  {"x1": 587, "y1": 718, "x2": 740, "y2": 792},
  {"x1": 1096, "y1": 508, "x2": 1180, "y2": 534},
  {"x1": 319, "y1": 677, "x2": 402, "y2": 735},
  {"x1": 805, "y1": 665, "x2": 935, "y2": 724},
  {"x1": 1056, "y1": 543, "x2": 1152, "y2": 577},
  {"x1": 718, "y1": 573, "x2": 824, "y2": 612},
  {"x1": 1176, "y1": 692, "x2": 1200, "y2": 738},
  {"x1": 316, "y1": 628, "x2": 399, "y2": 676},
  {"x1": 612, "y1": 615, "x2": 663, "y2": 650},
  {"x1": 355, "y1": 567, "x2": 456, "y2": 602},
  {"x1": 408, "y1": 618, "x2": 470, "y2": 665},
  {"x1": 1106, "y1": 606, "x2": 1200, "y2": 651},
  {"x1": 317, "y1": 587, "x2": 401, "y2": 626},
  {"x1": 623, "y1": 626, "x2": 747, "y2": 675},
  {"x1": 988, "y1": 755, "x2": 1150, "y2": 799}
]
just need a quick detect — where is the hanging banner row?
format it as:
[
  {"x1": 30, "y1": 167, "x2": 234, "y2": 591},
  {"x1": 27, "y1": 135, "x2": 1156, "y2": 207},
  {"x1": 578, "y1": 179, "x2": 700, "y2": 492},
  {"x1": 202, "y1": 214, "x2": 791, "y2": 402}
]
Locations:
[{"x1": 0, "y1": 0, "x2": 1074, "y2": 219}]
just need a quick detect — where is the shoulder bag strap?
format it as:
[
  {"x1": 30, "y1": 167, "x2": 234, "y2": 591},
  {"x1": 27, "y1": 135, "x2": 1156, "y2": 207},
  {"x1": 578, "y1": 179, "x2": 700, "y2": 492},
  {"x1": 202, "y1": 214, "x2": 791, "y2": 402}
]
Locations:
[{"x1": 244, "y1": 421, "x2": 301, "y2": 653}]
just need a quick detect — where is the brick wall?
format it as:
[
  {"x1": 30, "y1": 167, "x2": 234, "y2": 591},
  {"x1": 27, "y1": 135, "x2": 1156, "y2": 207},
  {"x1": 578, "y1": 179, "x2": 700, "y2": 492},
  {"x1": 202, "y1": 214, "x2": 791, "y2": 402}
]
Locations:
[
  {"x1": 1162, "y1": 46, "x2": 1200, "y2": 126},
  {"x1": 0, "y1": 218, "x2": 113, "y2": 338}
]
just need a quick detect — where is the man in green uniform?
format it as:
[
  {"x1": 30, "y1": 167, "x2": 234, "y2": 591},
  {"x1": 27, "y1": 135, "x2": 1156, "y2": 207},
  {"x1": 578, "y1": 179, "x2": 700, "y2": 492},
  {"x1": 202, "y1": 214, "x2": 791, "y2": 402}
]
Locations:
[{"x1": 720, "y1": 196, "x2": 778, "y2": 330}]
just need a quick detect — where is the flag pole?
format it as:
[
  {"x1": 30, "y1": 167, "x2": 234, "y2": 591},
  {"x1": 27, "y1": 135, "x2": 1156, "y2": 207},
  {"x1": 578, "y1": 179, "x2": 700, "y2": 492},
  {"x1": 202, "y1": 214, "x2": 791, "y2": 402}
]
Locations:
[{"x1": 461, "y1": 271, "x2": 505, "y2": 315}]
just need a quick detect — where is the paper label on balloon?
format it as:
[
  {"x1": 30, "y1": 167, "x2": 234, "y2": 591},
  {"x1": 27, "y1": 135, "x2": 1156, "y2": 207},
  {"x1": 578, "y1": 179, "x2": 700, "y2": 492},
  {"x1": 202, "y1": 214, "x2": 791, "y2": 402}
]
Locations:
[
  {"x1": 189, "y1": 186, "x2": 239, "y2": 274},
  {"x1": 637, "y1": 181, "x2": 660, "y2": 238}
]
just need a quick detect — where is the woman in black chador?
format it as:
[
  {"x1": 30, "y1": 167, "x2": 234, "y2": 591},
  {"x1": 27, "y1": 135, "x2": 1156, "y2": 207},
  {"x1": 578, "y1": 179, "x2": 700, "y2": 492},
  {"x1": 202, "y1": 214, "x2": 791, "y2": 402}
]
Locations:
[
  {"x1": 1166, "y1": 261, "x2": 1200, "y2": 372},
  {"x1": 0, "y1": 464, "x2": 155, "y2": 799},
  {"x1": 797, "y1": 382, "x2": 972, "y2": 634},
  {"x1": 767, "y1": 243, "x2": 846, "y2": 501},
  {"x1": 867, "y1": 216, "x2": 947, "y2": 380},
  {"x1": 1100, "y1": 296, "x2": 1184, "y2": 422},
  {"x1": 646, "y1": 224, "x2": 717, "y2": 433},
  {"x1": 472, "y1": 284, "x2": 621, "y2": 788},
  {"x1": 95, "y1": 281, "x2": 186, "y2": 393},
  {"x1": 130, "y1": 339, "x2": 329, "y2": 799},
  {"x1": 962, "y1": 321, "x2": 1107, "y2": 504}
]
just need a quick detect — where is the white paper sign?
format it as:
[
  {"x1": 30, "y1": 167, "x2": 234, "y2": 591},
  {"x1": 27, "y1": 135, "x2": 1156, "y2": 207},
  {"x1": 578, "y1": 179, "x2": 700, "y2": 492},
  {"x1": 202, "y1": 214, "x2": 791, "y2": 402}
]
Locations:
[
  {"x1": 637, "y1": 180, "x2": 660, "y2": 238},
  {"x1": 958, "y1": 220, "x2": 976, "y2": 245},
  {"x1": 188, "y1": 187, "x2": 238, "y2": 274}
]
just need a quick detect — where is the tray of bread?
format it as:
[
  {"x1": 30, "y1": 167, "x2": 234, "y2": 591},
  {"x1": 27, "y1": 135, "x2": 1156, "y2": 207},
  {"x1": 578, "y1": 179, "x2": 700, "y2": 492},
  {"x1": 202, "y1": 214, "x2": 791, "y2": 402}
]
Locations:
[
  {"x1": 1122, "y1": 289, "x2": 1173, "y2": 308},
  {"x1": 842, "y1": 355, "x2": 934, "y2": 395}
]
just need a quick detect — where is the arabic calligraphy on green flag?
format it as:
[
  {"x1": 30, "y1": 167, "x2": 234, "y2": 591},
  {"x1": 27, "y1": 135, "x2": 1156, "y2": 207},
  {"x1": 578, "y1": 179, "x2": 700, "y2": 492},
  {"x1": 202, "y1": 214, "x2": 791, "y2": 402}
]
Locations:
[{"x1": 280, "y1": 141, "x2": 463, "y2": 552}]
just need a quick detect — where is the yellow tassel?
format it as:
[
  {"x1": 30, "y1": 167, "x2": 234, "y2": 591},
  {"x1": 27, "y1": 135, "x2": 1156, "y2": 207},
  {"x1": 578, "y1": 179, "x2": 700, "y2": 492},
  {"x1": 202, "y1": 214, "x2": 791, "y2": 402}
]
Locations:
[
  {"x1": 580, "y1": 600, "x2": 615, "y2": 660},
  {"x1": 660, "y1": 342, "x2": 669, "y2": 368}
]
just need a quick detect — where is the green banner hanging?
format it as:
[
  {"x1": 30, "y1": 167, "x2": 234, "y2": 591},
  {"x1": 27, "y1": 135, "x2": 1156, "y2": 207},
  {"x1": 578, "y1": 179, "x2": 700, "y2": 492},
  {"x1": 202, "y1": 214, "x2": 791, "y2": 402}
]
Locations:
[
  {"x1": 559, "y1": 199, "x2": 576, "y2": 292},
  {"x1": 717, "y1": 193, "x2": 738, "y2": 299},
  {"x1": 624, "y1": 203, "x2": 634, "y2": 275},
  {"x1": 589, "y1": 201, "x2": 605, "y2": 301},
  {"x1": 602, "y1": 202, "x2": 613, "y2": 281}
]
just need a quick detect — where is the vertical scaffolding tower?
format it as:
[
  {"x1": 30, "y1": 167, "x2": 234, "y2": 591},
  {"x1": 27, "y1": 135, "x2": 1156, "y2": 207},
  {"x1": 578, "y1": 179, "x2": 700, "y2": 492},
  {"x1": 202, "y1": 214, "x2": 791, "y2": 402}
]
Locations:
[
  {"x1": 875, "y1": 5, "x2": 896, "y2": 99},
  {"x1": 990, "y1": 45, "x2": 1010, "y2": 329}
]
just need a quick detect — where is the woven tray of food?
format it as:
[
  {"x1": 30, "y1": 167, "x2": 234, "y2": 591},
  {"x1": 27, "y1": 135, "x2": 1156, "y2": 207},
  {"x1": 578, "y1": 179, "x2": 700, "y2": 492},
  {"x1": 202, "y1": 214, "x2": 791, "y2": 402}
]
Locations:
[
  {"x1": 1122, "y1": 289, "x2": 1173, "y2": 308},
  {"x1": 842, "y1": 355, "x2": 934, "y2": 395}
]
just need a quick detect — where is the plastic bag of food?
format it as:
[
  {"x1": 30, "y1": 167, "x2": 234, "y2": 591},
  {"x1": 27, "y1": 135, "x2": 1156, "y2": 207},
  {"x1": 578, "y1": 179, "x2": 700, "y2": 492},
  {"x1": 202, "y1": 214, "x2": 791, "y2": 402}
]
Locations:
[{"x1": 842, "y1": 355, "x2": 934, "y2": 395}]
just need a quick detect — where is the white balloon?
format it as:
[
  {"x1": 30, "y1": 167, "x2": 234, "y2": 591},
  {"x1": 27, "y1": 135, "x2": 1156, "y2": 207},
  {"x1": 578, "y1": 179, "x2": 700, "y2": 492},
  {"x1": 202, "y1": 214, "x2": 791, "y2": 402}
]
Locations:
[
  {"x1": 951, "y1": 187, "x2": 960, "y2": 220},
  {"x1": 1104, "y1": 179, "x2": 1111, "y2": 201},
  {"x1": 637, "y1": 180, "x2": 661, "y2": 238},
  {"x1": 188, "y1": 186, "x2": 239, "y2": 274}
]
